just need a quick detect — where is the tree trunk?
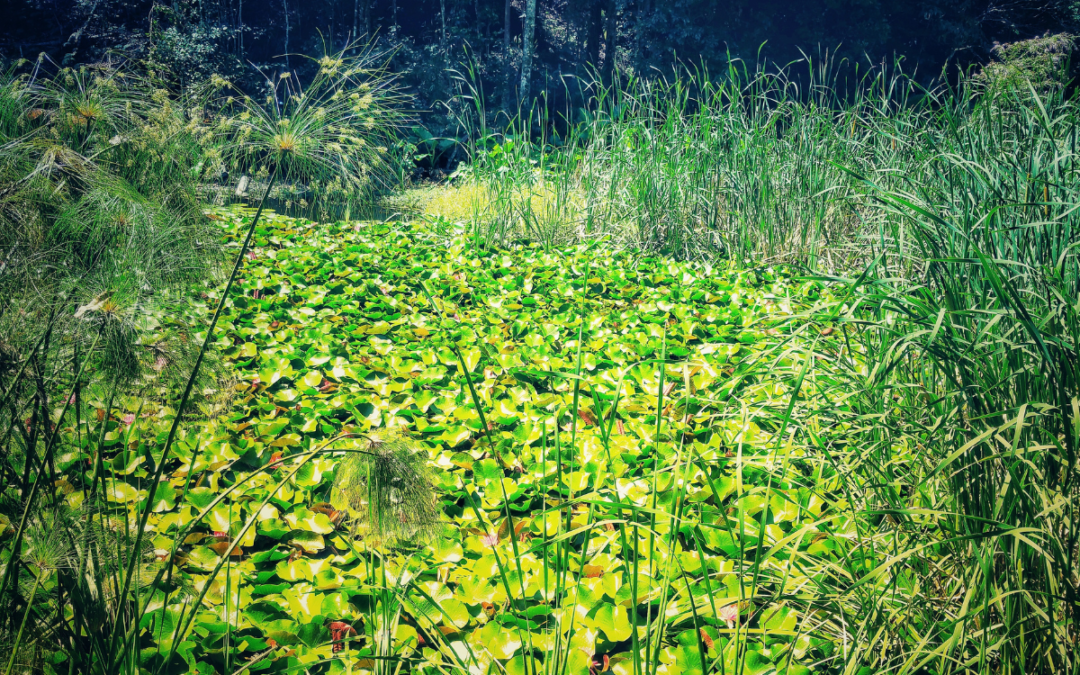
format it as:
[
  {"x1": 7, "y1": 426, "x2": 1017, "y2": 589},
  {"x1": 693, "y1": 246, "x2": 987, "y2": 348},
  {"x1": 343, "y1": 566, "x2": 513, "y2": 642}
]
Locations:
[
  {"x1": 441, "y1": 0, "x2": 447, "y2": 46},
  {"x1": 586, "y1": 1, "x2": 601, "y2": 69},
  {"x1": 283, "y1": 0, "x2": 290, "y2": 70},
  {"x1": 353, "y1": 0, "x2": 370, "y2": 38},
  {"x1": 504, "y1": 0, "x2": 514, "y2": 106},
  {"x1": 520, "y1": 0, "x2": 537, "y2": 105},
  {"x1": 603, "y1": 0, "x2": 616, "y2": 85},
  {"x1": 504, "y1": 0, "x2": 512, "y2": 55},
  {"x1": 635, "y1": 0, "x2": 647, "y2": 72}
]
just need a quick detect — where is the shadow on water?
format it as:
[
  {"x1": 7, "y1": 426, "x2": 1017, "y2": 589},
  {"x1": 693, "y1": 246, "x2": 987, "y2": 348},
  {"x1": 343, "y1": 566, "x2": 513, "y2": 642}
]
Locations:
[
  {"x1": 206, "y1": 182, "x2": 415, "y2": 223},
  {"x1": 245, "y1": 195, "x2": 404, "y2": 222}
]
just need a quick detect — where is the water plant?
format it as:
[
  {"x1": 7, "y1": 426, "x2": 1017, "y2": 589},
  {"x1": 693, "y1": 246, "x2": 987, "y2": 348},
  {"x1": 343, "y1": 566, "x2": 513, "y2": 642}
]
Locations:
[
  {"x1": 0, "y1": 42, "x2": 410, "y2": 673},
  {"x1": 0, "y1": 58, "x2": 220, "y2": 672}
]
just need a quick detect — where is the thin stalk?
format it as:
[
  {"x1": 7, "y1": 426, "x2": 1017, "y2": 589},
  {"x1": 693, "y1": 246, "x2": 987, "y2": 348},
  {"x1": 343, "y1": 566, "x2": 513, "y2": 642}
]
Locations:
[
  {"x1": 4, "y1": 569, "x2": 42, "y2": 675},
  {"x1": 109, "y1": 165, "x2": 280, "y2": 668},
  {"x1": 0, "y1": 330, "x2": 100, "y2": 611}
]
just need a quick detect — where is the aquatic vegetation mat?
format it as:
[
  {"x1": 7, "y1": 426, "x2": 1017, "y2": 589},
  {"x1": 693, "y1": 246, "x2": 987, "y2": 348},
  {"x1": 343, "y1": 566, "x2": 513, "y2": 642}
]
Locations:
[{"x1": 90, "y1": 210, "x2": 882, "y2": 675}]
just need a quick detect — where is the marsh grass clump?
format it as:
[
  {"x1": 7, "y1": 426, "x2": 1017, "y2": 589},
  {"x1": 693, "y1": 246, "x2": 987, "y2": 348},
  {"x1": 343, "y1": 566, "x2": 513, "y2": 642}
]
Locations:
[
  {"x1": 331, "y1": 434, "x2": 441, "y2": 545},
  {"x1": 211, "y1": 42, "x2": 409, "y2": 216},
  {"x1": 0, "y1": 59, "x2": 221, "y2": 388},
  {"x1": 0, "y1": 58, "x2": 225, "y2": 674},
  {"x1": 0, "y1": 498, "x2": 158, "y2": 675},
  {"x1": 0, "y1": 44, "x2": 415, "y2": 675},
  {"x1": 455, "y1": 53, "x2": 1080, "y2": 267},
  {"x1": 978, "y1": 32, "x2": 1076, "y2": 93}
]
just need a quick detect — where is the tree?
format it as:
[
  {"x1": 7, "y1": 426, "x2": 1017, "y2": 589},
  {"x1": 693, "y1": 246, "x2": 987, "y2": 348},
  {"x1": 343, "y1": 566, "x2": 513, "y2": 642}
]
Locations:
[
  {"x1": 603, "y1": 0, "x2": 616, "y2": 83},
  {"x1": 504, "y1": 0, "x2": 513, "y2": 55},
  {"x1": 3, "y1": 0, "x2": 1080, "y2": 122},
  {"x1": 520, "y1": 0, "x2": 537, "y2": 103},
  {"x1": 282, "y1": 0, "x2": 290, "y2": 69},
  {"x1": 587, "y1": 0, "x2": 602, "y2": 67}
]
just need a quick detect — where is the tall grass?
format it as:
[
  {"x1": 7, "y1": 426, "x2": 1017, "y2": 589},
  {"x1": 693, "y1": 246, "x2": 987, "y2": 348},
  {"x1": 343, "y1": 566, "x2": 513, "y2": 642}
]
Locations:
[
  {"x1": 439, "y1": 49, "x2": 1080, "y2": 674},
  {"x1": 451, "y1": 53, "x2": 904, "y2": 264},
  {"x1": 819, "y1": 79, "x2": 1080, "y2": 673},
  {"x1": 452, "y1": 53, "x2": 1070, "y2": 267}
]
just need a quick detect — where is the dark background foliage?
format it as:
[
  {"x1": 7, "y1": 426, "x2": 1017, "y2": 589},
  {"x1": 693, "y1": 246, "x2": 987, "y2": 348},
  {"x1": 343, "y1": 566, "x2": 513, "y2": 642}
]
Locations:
[
  {"x1": 3, "y1": 0, "x2": 1080, "y2": 157},
  {"x1": 5, "y1": 2, "x2": 1080, "y2": 79}
]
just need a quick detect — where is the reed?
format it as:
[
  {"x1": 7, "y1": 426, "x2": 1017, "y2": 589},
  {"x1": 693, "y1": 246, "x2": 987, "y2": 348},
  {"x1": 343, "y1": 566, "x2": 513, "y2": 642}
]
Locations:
[{"x1": 436, "y1": 50, "x2": 1080, "y2": 674}]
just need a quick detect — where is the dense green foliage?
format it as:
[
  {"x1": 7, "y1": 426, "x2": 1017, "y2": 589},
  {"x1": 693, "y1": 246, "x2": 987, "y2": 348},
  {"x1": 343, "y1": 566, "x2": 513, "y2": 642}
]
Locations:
[
  {"x1": 1, "y1": 20, "x2": 1078, "y2": 675},
  {"x1": 453, "y1": 50, "x2": 1079, "y2": 261},
  {"x1": 0, "y1": 59, "x2": 222, "y2": 675},
  {"x1": 9, "y1": 191, "x2": 1068, "y2": 673},
  {"x1": 0, "y1": 49, "x2": 409, "y2": 674},
  {"x1": 417, "y1": 51, "x2": 1080, "y2": 673},
  {"x1": 5, "y1": 0, "x2": 1080, "y2": 144}
]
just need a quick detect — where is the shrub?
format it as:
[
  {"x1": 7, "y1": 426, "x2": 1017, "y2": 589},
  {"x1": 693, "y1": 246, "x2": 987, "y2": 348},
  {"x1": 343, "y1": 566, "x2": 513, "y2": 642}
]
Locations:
[
  {"x1": 0, "y1": 58, "x2": 221, "y2": 673},
  {"x1": 978, "y1": 32, "x2": 1076, "y2": 92}
]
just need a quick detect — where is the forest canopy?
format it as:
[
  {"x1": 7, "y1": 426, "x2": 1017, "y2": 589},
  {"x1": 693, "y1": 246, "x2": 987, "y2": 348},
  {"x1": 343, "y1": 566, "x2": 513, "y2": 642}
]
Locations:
[{"x1": 4, "y1": 0, "x2": 1080, "y2": 111}]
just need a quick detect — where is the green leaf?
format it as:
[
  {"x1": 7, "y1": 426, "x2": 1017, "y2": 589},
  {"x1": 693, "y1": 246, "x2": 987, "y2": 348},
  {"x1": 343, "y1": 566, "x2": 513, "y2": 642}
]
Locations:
[
  {"x1": 473, "y1": 458, "x2": 501, "y2": 483},
  {"x1": 313, "y1": 569, "x2": 344, "y2": 590},
  {"x1": 592, "y1": 602, "x2": 632, "y2": 642},
  {"x1": 146, "y1": 483, "x2": 176, "y2": 512},
  {"x1": 284, "y1": 507, "x2": 335, "y2": 534},
  {"x1": 770, "y1": 493, "x2": 799, "y2": 523},
  {"x1": 439, "y1": 597, "x2": 470, "y2": 629},
  {"x1": 106, "y1": 482, "x2": 141, "y2": 504},
  {"x1": 186, "y1": 546, "x2": 220, "y2": 572},
  {"x1": 186, "y1": 487, "x2": 217, "y2": 510},
  {"x1": 262, "y1": 620, "x2": 301, "y2": 646},
  {"x1": 478, "y1": 621, "x2": 520, "y2": 659},
  {"x1": 288, "y1": 531, "x2": 325, "y2": 554},
  {"x1": 461, "y1": 347, "x2": 482, "y2": 372},
  {"x1": 275, "y1": 558, "x2": 312, "y2": 581},
  {"x1": 208, "y1": 505, "x2": 237, "y2": 533},
  {"x1": 506, "y1": 656, "x2": 541, "y2": 675}
]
